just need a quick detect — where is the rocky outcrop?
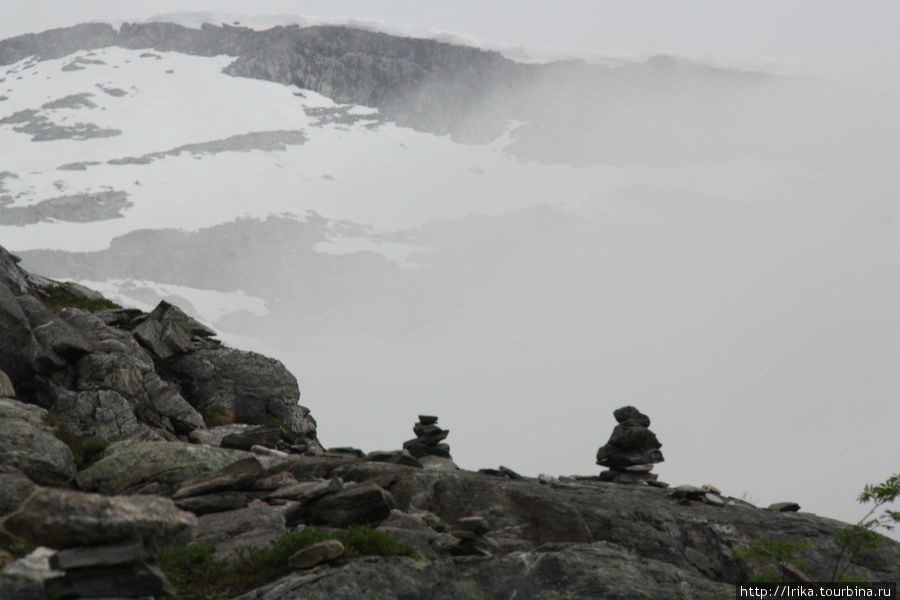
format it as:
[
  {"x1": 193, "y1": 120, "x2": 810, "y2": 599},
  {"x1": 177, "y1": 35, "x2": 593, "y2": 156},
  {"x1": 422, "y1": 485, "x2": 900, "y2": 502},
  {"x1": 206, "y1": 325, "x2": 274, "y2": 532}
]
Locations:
[
  {"x1": 0, "y1": 242, "x2": 317, "y2": 456},
  {"x1": 163, "y1": 348, "x2": 316, "y2": 439},
  {"x1": 0, "y1": 398, "x2": 76, "y2": 486}
]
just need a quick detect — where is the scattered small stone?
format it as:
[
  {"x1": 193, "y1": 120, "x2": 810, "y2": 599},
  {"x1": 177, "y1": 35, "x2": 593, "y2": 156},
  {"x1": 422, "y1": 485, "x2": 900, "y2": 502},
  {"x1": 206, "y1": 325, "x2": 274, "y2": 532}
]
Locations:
[
  {"x1": 669, "y1": 485, "x2": 706, "y2": 500},
  {"x1": 498, "y1": 466, "x2": 524, "y2": 480},
  {"x1": 455, "y1": 516, "x2": 489, "y2": 536},
  {"x1": 250, "y1": 444, "x2": 290, "y2": 458},
  {"x1": 703, "y1": 493, "x2": 726, "y2": 507},
  {"x1": 768, "y1": 502, "x2": 801, "y2": 512},
  {"x1": 221, "y1": 425, "x2": 282, "y2": 450},
  {"x1": 366, "y1": 449, "x2": 423, "y2": 468},
  {"x1": 49, "y1": 539, "x2": 144, "y2": 571},
  {"x1": 328, "y1": 447, "x2": 366, "y2": 458}
]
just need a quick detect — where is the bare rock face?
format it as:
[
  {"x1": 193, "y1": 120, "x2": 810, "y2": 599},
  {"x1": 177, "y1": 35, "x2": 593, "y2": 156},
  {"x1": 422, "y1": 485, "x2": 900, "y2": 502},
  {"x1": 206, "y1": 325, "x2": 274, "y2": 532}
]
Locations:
[
  {"x1": 0, "y1": 284, "x2": 41, "y2": 382},
  {"x1": 75, "y1": 440, "x2": 255, "y2": 496},
  {"x1": 2, "y1": 487, "x2": 196, "y2": 553},
  {"x1": 0, "y1": 466, "x2": 36, "y2": 517},
  {"x1": 164, "y1": 348, "x2": 316, "y2": 439},
  {"x1": 0, "y1": 398, "x2": 76, "y2": 486}
]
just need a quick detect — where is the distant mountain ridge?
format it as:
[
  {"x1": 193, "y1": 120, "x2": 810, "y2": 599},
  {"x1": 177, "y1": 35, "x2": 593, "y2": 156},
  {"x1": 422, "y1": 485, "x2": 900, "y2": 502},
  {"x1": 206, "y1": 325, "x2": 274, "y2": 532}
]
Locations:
[{"x1": 0, "y1": 21, "x2": 768, "y2": 155}]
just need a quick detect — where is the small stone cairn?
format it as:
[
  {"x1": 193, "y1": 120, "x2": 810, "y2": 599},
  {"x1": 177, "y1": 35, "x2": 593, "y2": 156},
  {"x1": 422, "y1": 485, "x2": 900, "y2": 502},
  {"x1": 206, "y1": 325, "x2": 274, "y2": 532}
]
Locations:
[
  {"x1": 595, "y1": 406, "x2": 664, "y2": 485},
  {"x1": 402, "y1": 415, "x2": 451, "y2": 459}
]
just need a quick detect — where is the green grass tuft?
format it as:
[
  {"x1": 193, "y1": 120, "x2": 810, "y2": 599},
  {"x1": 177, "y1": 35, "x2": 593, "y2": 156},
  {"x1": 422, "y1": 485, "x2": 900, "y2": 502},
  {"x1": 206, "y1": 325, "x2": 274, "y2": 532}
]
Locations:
[
  {"x1": 157, "y1": 525, "x2": 417, "y2": 599},
  {"x1": 41, "y1": 413, "x2": 109, "y2": 469},
  {"x1": 35, "y1": 285, "x2": 121, "y2": 312},
  {"x1": 203, "y1": 406, "x2": 235, "y2": 427}
]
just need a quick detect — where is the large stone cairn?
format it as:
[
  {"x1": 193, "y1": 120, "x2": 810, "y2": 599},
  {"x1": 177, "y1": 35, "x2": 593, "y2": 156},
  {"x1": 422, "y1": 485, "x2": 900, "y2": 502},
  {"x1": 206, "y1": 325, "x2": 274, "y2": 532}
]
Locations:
[
  {"x1": 595, "y1": 406, "x2": 664, "y2": 484},
  {"x1": 402, "y1": 415, "x2": 451, "y2": 459}
]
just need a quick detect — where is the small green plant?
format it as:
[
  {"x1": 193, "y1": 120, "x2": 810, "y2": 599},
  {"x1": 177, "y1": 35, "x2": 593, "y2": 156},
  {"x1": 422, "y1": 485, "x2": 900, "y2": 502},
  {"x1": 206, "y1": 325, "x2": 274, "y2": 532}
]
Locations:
[
  {"x1": 733, "y1": 536, "x2": 810, "y2": 582},
  {"x1": 830, "y1": 473, "x2": 900, "y2": 581},
  {"x1": 41, "y1": 413, "x2": 109, "y2": 469},
  {"x1": 157, "y1": 526, "x2": 416, "y2": 599},
  {"x1": 203, "y1": 406, "x2": 235, "y2": 427},
  {"x1": 34, "y1": 285, "x2": 121, "y2": 312}
]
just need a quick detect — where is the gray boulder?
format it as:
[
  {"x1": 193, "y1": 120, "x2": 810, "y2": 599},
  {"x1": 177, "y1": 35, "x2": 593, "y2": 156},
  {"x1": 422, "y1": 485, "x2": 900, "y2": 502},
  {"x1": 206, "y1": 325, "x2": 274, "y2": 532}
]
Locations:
[
  {"x1": 288, "y1": 539, "x2": 344, "y2": 570},
  {"x1": 149, "y1": 300, "x2": 217, "y2": 338},
  {"x1": 41, "y1": 386, "x2": 162, "y2": 442},
  {"x1": 173, "y1": 456, "x2": 264, "y2": 499},
  {"x1": 0, "y1": 547, "x2": 61, "y2": 600},
  {"x1": 166, "y1": 348, "x2": 316, "y2": 439},
  {"x1": 15, "y1": 295, "x2": 94, "y2": 365},
  {"x1": 291, "y1": 482, "x2": 396, "y2": 527},
  {"x1": 0, "y1": 466, "x2": 36, "y2": 517},
  {"x1": 0, "y1": 399, "x2": 76, "y2": 486},
  {"x1": 194, "y1": 504, "x2": 289, "y2": 545},
  {"x1": 2, "y1": 487, "x2": 196, "y2": 553},
  {"x1": 69, "y1": 347, "x2": 204, "y2": 435},
  {"x1": 132, "y1": 317, "x2": 194, "y2": 359},
  {"x1": 0, "y1": 284, "x2": 40, "y2": 381},
  {"x1": 75, "y1": 440, "x2": 254, "y2": 495}
]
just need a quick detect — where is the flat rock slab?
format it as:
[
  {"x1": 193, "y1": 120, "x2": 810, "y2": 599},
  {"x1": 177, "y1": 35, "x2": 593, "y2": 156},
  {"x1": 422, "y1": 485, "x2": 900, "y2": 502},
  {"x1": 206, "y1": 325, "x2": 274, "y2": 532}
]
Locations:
[
  {"x1": 195, "y1": 504, "x2": 289, "y2": 545},
  {"x1": 175, "y1": 491, "x2": 253, "y2": 515},
  {"x1": 75, "y1": 440, "x2": 255, "y2": 495},
  {"x1": 221, "y1": 425, "x2": 282, "y2": 450},
  {"x1": 288, "y1": 539, "x2": 345, "y2": 570},
  {"x1": 173, "y1": 456, "x2": 264, "y2": 499},
  {"x1": 3, "y1": 487, "x2": 196, "y2": 552},
  {"x1": 44, "y1": 561, "x2": 175, "y2": 600},
  {"x1": 366, "y1": 449, "x2": 422, "y2": 468},
  {"x1": 0, "y1": 403, "x2": 76, "y2": 486},
  {"x1": 50, "y1": 540, "x2": 145, "y2": 570},
  {"x1": 294, "y1": 483, "x2": 396, "y2": 528}
]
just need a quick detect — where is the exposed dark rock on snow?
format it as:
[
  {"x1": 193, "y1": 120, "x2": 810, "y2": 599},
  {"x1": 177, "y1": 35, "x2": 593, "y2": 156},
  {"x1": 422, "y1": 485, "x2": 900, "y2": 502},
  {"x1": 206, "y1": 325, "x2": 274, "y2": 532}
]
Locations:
[
  {"x1": 0, "y1": 190, "x2": 131, "y2": 225},
  {"x1": 0, "y1": 108, "x2": 121, "y2": 142},
  {"x1": 107, "y1": 130, "x2": 308, "y2": 166},
  {"x1": 0, "y1": 21, "x2": 773, "y2": 165}
]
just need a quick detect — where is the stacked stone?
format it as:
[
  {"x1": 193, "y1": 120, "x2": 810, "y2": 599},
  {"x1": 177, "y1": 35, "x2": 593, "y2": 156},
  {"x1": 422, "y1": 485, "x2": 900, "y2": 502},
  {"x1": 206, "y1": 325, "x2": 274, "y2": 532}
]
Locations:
[
  {"x1": 402, "y1": 415, "x2": 451, "y2": 459},
  {"x1": 595, "y1": 406, "x2": 664, "y2": 484},
  {"x1": 2, "y1": 487, "x2": 196, "y2": 599}
]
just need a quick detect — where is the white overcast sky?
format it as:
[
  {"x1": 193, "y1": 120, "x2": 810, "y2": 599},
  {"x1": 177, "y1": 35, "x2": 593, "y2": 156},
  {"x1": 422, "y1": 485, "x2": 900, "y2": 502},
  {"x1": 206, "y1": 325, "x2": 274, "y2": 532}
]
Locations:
[{"x1": 1, "y1": 1, "x2": 899, "y2": 83}]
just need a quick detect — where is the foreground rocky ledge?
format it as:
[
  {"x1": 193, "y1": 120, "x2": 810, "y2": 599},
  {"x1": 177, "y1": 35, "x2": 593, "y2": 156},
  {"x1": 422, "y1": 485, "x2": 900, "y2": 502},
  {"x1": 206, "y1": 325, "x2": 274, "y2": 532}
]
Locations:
[{"x1": 1, "y1": 242, "x2": 898, "y2": 598}]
